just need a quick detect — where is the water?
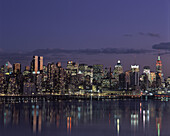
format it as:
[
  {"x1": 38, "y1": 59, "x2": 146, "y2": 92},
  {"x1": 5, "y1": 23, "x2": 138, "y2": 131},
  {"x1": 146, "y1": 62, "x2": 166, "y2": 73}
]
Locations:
[{"x1": 0, "y1": 99, "x2": 169, "y2": 136}]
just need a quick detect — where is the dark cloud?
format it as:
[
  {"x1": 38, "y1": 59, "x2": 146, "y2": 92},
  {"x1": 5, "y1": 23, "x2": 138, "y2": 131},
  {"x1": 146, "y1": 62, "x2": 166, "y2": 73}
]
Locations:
[
  {"x1": 138, "y1": 32, "x2": 160, "y2": 38},
  {"x1": 0, "y1": 48, "x2": 154, "y2": 60},
  {"x1": 30, "y1": 48, "x2": 153, "y2": 55},
  {"x1": 152, "y1": 42, "x2": 170, "y2": 50},
  {"x1": 0, "y1": 48, "x2": 155, "y2": 67},
  {"x1": 147, "y1": 33, "x2": 160, "y2": 38}
]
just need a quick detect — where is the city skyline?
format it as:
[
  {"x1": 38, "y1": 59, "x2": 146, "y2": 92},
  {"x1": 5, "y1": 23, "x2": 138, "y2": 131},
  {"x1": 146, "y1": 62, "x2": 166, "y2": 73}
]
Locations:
[
  {"x1": 0, "y1": 54, "x2": 168, "y2": 96},
  {"x1": 1, "y1": 1, "x2": 170, "y2": 136}
]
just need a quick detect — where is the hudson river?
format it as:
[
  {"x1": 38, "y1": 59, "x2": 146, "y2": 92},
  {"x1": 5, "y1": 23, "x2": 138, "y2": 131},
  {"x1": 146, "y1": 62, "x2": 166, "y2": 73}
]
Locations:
[{"x1": 0, "y1": 98, "x2": 168, "y2": 136}]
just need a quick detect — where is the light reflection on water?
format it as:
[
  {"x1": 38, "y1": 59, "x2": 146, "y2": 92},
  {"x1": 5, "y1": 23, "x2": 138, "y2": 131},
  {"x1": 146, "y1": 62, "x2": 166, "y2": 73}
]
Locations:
[{"x1": 0, "y1": 99, "x2": 169, "y2": 136}]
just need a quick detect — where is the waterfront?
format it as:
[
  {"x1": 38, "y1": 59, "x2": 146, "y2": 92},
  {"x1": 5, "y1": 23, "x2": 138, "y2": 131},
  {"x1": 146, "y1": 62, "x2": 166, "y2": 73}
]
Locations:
[{"x1": 0, "y1": 99, "x2": 169, "y2": 136}]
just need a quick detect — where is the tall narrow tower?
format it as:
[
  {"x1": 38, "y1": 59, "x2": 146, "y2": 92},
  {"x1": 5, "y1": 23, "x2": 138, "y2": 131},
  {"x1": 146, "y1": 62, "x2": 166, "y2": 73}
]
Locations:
[
  {"x1": 156, "y1": 55, "x2": 164, "y2": 84},
  {"x1": 156, "y1": 55, "x2": 162, "y2": 73}
]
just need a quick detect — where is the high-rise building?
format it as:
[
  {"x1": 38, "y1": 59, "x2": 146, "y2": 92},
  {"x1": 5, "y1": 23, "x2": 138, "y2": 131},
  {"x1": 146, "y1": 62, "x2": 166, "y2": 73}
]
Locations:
[
  {"x1": 93, "y1": 64, "x2": 103, "y2": 84},
  {"x1": 143, "y1": 66, "x2": 151, "y2": 82},
  {"x1": 39, "y1": 56, "x2": 43, "y2": 71},
  {"x1": 31, "y1": 56, "x2": 38, "y2": 74},
  {"x1": 113, "y1": 60, "x2": 123, "y2": 81},
  {"x1": 13, "y1": 63, "x2": 21, "y2": 74},
  {"x1": 130, "y1": 65, "x2": 140, "y2": 87},
  {"x1": 31, "y1": 56, "x2": 43, "y2": 74},
  {"x1": 156, "y1": 55, "x2": 164, "y2": 83},
  {"x1": 156, "y1": 55, "x2": 162, "y2": 73},
  {"x1": 150, "y1": 72, "x2": 156, "y2": 84},
  {"x1": 79, "y1": 64, "x2": 93, "y2": 83},
  {"x1": 125, "y1": 70, "x2": 131, "y2": 90},
  {"x1": 66, "y1": 61, "x2": 79, "y2": 76}
]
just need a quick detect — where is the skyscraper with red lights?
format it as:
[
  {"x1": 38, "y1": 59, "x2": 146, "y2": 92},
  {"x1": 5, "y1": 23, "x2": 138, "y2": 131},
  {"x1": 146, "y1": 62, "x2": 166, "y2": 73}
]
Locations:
[{"x1": 156, "y1": 56, "x2": 162, "y2": 73}]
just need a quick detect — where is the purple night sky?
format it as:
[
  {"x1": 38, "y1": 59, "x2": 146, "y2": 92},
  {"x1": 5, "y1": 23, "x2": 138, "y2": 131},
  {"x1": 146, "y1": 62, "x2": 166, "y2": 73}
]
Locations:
[{"x1": 1, "y1": 0, "x2": 170, "y2": 76}]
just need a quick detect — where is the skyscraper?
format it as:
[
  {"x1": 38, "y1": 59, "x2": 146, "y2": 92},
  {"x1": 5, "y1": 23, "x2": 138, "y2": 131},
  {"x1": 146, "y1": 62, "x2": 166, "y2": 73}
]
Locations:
[
  {"x1": 93, "y1": 64, "x2": 103, "y2": 84},
  {"x1": 66, "y1": 61, "x2": 79, "y2": 76},
  {"x1": 156, "y1": 56, "x2": 162, "y2": 73},
  {"x1": 130, "y1": 65, "x2": 140, "y2": 87},
  {"x1": 156, "y1": 55, "x2": 164, "y2": 83},
  {"x1": 31, "y1": 56, "x2": 43, "y2": 74},
  {"x1": 13, "y1": 63, "x2": 21, "y2": 74},
  {"x1": 113, "y1": 60, "x2": 123, "y2": 81},
  {"x1": 39, "y1": 56, "x2": 43, "y2": 71},
  {"x1": 143, "y1": 66, "x2": 151, "y2": 82}
]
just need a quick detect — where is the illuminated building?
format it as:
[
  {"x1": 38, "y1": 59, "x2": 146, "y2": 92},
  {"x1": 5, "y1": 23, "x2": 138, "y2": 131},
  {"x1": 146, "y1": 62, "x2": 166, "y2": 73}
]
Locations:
[
  {"x1": 101, "y1": 67, "x2": 114, "y2": 89},
  {"x1": 4, "y1": 61, "x2": 13, "y2": 75},
  {"x1": 0, "y1": 73, "x2": 5, "y2": 94},
  {"x1": 7, "y1": 77, "x2": 19, "y2": 94},
  {"x1": 150, "y1": 72, "x2": 156, "y2": 88},
  {"x1": 156, "y1": 73, "x2": 162, "y2": 88},
  {"x1": 39, "y1": 56, "x2": 43, "y2": 71},
  {"x1": 130, "y1": 65, "x2": 140, "y2": 88},
  {"x1": 156, "y1": 56, "x2": 162, "y2": 73},
  {"x1": 143, "y1": 66, "x2": 151, "y2": 82},
  {"x1": 57, "y1": 62, "x2": 61, "y2": 67},
  {"x1": 23, "y1": 82, "x2": 36, "y2": 95},
  {"x1": 25, "y1": 66, "x2": 30, "y2": 71},
  {"x1": 150, "y1": 72, "x2": 156, "y2": 83},
  {"x1": 13, "y1": 63, "x2": 21, "y2": 74},
  {"x1": 31, "y1": 56, "x2": 38, "y2": 74},
  {"x1": 65, "y1": 61, "x2": 79, "y2": 92},
  {"x1": 79, "y1": 64, "x2": 93, "y2": 83},
  {"x1": 113, "y1": 60, "x2": 123, "y2": 81},
  {"x1": 125, "y1": 71, "x2": 131, "y2": 90},
  {"x1": 54, "y1": 63, "x2": 66, "y2": 93},
  {"x1": 140, "y1": 73, "x2": 148, "y2": 90},
  {"x1": 31, "y1": 56, "x2": 43, "y2": 74},
  {"x1": 166, "y1": 77, "x2": 170, "y2": 85},
  {"x1": 156, "y1": 55, "x2": 164, "y2": 83},
  {"x1": 131, "y1": 65, "x2": 139, "y2": 73},
  {"x1": 47, "y1": 63, "x2": 56, "y2": 92},
  {"x1": 101, "y1": 78, "x2": 111, "y2": 89},
  {"x1": 23, "y1": 66, "x2": 31, "y2": 76},
  {"x1": 155, "y1": 55, "x2": 164, "y2": 88},
  {"x1": 103, "y1": 67, "x2": 109, "y2": 78},
  {"x1": 66, "y1": 61, "x2": 78, "y2": 76},
  {"x1": 93, "y1": 64, "x2": 103, "y2": 84}
]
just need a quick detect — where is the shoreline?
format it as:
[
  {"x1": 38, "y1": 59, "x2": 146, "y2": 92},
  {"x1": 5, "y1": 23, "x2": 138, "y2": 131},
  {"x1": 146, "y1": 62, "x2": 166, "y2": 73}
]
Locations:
[{"x1": 0, "y1": 94, "x2": 167, "y2": 101}]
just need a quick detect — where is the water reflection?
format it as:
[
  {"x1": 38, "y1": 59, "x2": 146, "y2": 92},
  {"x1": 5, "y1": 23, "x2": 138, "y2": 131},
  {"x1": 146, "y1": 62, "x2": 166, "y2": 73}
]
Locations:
[{"x1": 0, "y1": 99, "x2": 170, "y2": 136}]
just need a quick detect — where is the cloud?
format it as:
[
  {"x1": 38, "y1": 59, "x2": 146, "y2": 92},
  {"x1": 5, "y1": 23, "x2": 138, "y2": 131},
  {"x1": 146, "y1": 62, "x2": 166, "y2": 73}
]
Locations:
[
  {"x1": 0, "y1": 48, "x2": 154, "y2": 61},
  {"x1": 138, "y1": 32, "x2": 160, "y2": 38},
  {"x1": 147, "y1": 33, "x2": 160, "y2": 38},
  {"x1": 152, "y1": 42, "x2": 170, "y2": 50},
  {"x1": 0, "y1": 48, "x2": 155, "y2": 68},
  {"x1": 30, "y1": 48, "x2": 154, "y2": 55}
]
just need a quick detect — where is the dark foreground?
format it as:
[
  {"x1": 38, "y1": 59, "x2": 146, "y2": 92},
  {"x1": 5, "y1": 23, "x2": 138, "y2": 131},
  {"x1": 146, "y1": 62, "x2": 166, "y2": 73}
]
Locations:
[{"x1": 0, "y1": 98, "x2": 169, "y2": 136}]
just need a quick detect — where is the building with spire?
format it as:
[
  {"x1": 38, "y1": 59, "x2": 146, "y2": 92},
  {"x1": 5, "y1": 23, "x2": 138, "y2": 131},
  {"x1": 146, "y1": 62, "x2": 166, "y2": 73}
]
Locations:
[
  {"x1": 156, "y1": 55, "x2": 162, "y2": 73},
  {"x1": 156, "y1": 55, "x2": 164, "y2": 86}
]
